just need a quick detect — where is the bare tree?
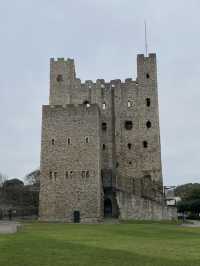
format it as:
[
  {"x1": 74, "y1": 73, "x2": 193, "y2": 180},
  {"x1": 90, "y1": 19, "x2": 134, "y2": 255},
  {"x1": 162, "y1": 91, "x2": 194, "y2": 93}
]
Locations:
[
  {"x1": 0, "y1": 172, "x2": 8, "y2": 187},
  {"x1": 25, "y1": 169, "x2": 40, "y2": 186}
]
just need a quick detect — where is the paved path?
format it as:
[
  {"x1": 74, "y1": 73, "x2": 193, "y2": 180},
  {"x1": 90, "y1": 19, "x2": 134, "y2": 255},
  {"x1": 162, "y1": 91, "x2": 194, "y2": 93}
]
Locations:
[
  {"x1": 0, "y1": 222, "x2": 21, "y2": 234},
  {"x1": 181, "y1": 220, "x2": 200, "y2": 227}
]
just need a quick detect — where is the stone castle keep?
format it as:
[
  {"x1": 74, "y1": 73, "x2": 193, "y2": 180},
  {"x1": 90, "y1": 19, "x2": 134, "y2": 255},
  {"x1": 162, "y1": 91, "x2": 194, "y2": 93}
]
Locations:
[{"x1": 39, "y1": 53, "x2": 176, "y2": 222}]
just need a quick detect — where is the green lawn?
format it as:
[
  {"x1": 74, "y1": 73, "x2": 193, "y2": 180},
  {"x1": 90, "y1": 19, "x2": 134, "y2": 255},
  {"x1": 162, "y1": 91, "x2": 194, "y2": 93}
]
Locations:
[{"x1": 0, "y1": 221, "x2": 200, "y2": 266}]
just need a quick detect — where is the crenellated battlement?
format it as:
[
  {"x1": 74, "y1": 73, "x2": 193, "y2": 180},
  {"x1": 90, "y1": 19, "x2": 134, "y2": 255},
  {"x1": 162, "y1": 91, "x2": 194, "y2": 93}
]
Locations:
[
  {"x1": 79, "y1": 78, "x2": 137, "y2": 87},
  {"x1": 50, "y1": 57, "x2": 74, "y2": 63},
  {"x1": 49, "y1": 53, "x2": 157, "y2": 105}
]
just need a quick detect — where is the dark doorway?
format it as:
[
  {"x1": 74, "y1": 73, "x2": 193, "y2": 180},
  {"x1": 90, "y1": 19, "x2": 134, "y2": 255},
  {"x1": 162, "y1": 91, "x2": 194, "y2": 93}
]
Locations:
[
  {"x1": 104, "y1": 199, "x2": 112, "y2": 217},
  {"x1": 73, "y1": 211, "x2": 80, "y2": 223}
]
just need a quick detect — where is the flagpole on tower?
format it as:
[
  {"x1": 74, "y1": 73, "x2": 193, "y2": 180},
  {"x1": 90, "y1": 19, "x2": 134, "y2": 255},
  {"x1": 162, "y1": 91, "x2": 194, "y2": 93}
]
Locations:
[{"x1": 144, "y1": 20, "x2": 148, "y2": 56}]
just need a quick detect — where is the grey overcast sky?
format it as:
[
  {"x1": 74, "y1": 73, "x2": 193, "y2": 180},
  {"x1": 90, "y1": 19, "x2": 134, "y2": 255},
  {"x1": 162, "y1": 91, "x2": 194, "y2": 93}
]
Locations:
[{"x1": 0, "y1": 0, "x2": 200, "y2": 186}]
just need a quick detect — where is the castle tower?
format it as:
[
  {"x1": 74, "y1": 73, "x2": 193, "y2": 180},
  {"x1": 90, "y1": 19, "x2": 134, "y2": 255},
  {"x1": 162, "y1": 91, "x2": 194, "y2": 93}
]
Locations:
[{"x1": 39, "y1": 54, "x2": 176, "y2": 222}]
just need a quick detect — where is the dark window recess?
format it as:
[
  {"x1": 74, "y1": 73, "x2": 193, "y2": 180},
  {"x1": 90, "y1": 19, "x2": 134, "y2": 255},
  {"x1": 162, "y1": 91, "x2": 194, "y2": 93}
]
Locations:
[
  {"x1": 83, "y1": 100, "x2": 90, "y2": 107},
  {"x1": 54, "y1": 172, "x2": 57, "y2": 180},
  {"x1": 70, "y1": 171, "x2": 73, "y2": 177},
  {"x1": 56, "y1": 74, "x2": 63, "y2": 82},
  {"x1": 49, "y1": 171, "x2": 53, "y2": 179},
  {"x1": 146, "y1": 73, "x2": 150, "y2": 79},
  {"x1": 102, "y1": 144, "x2": 106, "y2": 150},
  {"x1": 146, "y1": 121, "x2": 151, "y2": 128},
  {"x1": 81, "y1": 171, "x2": 85, "y2": 178},
  {"x1": 146, "y1": 98, "x2": 151, "y2": 107},
  {"x1": 104, "y1": 199, "x2": 112, "y2": 217},
  {"x1": 143, "y1": 141, "x2": 148, "y2": 148},
  {"x1": 128, "y1": 143, "x2": 132, "y2": 150},
  {"x1": 144, "y1": 174, "x2": 151, "y2": 180},
  {"x1": 86, "y1": 171, "x2": 89, "y2": 178},
  {"x1": 73, "y1": 211, "x2": 80, "y2": 223},
  {"x1": 116, "y1": 162, "x2": 119, "y2": 168},
  {"x1": 125, "y1": 121, "x2": 133, "y2": 130},
  {"x1": 67, "y1": 138, "x2": 71, "y2": 145},
  {"x1": 85, "y1": 137, "x2": 89, "y2": 143},
  {"x1": 51, "y1": 139, "x2": 55, "y2": 145},
  {"x1": 102, "y1": 122, "x2": 107, "y2": 131},
  {"x1": 65, "y1": 171, "x2": 68, "y2": 179},
  {"x1": 129, "y1": 161, "x2": 132, "y2": 165}
]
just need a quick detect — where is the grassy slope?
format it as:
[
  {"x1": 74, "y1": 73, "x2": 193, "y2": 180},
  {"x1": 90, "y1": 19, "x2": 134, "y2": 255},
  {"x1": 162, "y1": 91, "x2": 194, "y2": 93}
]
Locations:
[{"x1": 0, "y1": 222, "x2": 199, "y2": 266}]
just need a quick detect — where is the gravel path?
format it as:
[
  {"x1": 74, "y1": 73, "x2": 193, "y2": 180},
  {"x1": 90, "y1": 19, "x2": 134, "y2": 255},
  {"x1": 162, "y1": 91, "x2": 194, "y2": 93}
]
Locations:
[{"x1": 181, "y1": 220, "x2": 200, "y2": 227}]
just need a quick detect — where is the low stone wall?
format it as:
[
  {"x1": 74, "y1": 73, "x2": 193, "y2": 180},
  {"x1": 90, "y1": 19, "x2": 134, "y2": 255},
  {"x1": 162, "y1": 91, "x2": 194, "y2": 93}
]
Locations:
[
  {"x1": 0, "y1": 222, "x2": 21, "y2": 234},
  {"x1": 116, "y1": 191, "x2": 177, "y2": 220}
]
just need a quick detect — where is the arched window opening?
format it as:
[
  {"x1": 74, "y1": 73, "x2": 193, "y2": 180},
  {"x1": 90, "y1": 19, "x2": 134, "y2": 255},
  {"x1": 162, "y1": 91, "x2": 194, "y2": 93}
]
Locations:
[
  {"x1": 128, "y1": 143, "x2": 132, "y2": 150},
  {"x1": 146, "y1": 98, "x2": 151, "y2": 107},
  {"x1": 86, "y1": 171, "x2": 89, "y2": 178},
  {"x1": 125, "y1": 121, "x2": 133, "y2": 130},
  {"x1": 56, "y1": 74, "x2": 63, "y2": 82},
  {"x1": 146, "y1": 121, "x2": 151, "y2": 128},
  {"x1": 102, "y1": 122, "x2": 107, "y2": 131},
  {"x1": 143, "y1": 141, "x2": 148, "y2": 148},
  {"x1": 54, "y1": 172, "x2": 57, "y2": 180},
  {"x1": 49, "y1": 171, "x2": 53, "y2": 180}
]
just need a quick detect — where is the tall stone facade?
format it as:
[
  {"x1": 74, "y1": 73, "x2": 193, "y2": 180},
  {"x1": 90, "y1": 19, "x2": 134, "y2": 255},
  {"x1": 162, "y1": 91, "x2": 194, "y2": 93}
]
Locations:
[{"x1": 39, "y1": 53, "x2": 176, "y2": 222}]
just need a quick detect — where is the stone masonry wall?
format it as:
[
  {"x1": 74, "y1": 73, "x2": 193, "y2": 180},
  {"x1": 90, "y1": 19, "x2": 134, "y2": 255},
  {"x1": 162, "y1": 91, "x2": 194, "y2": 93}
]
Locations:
[
  {"x1": 39, "y1": 104, "x2": 102, "y2": 222},
  {"x1": 39, "y1": 54, "x2": 177, "y2": 222}
]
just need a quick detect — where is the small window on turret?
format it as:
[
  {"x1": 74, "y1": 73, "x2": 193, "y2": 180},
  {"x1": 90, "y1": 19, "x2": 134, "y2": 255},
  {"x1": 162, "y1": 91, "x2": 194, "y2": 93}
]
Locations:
[
  {"x1": 102, "y1": 122, "x2": 107, "y2": 131},
  {"x1": 51, "y1": 139, "x2": 55, "y2": 145},
  {"x1": 146, "y1": 73, "x2": 150, "y2": 79},
  {"x1": 143, "y1": 141, "x2": 148, "y2": 148},
  {"x1": 86, "y1": 171, "x2": 89, "y2": 178},
  {"x1": 67, "y1": 138, "x2": 71, "y2": 145},
  {"x1": 146, "y1": 98, "x2": 151, "y2": 107},
  {"x1": 49, "y1": 171, "x2": 53, "y2": 180},
  {"x1": 85, "y1": 137, "x2": 89, "y2": 143},
  {"x1": 54, "y1": 172, "x2": 57, "y2": 180},
  {"x1": 128, "y1": 143, "x2": 132, "y2": 150},
  {"x1": 125, "y1": 121, "x2": 133, "y2": 130},
  {"x1": 56, "y1": 74, "x2": 63, "y2": 82},
  {"x1": 102, "y1": 144, "x2": 106, "y2": 150},
  {"x1": 146, "y1": 121, "x2": 151, "y2": 128}
]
